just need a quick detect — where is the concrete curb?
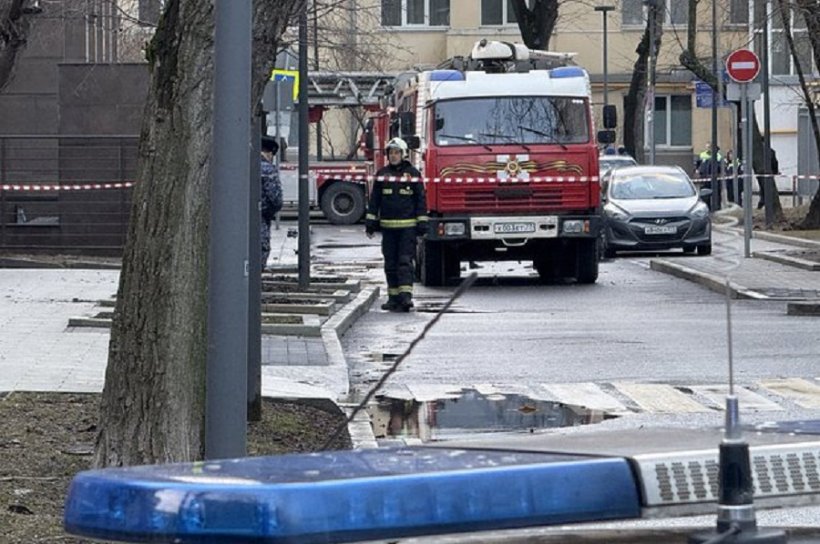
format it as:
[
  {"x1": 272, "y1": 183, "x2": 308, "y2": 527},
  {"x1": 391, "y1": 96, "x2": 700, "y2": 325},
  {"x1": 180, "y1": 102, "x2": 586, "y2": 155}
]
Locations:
[
  {"x1": 714, "y1": 224, "x2": 820, "y2": 249},
  {"x1": 753, "y1": 250, "x2": 820, "y2": 271},
  {"x1": 321, "y1": 286, "x2": 380, "y2": 449},
  {"x1": 649, "y1": 259, "x2": 765, "y2": 300}
]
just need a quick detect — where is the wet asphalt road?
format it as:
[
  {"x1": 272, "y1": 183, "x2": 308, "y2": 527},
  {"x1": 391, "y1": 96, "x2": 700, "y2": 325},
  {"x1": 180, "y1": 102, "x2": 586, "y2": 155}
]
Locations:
[{"x1": 308, "y1": 222, "x2": 820, "y2": 529}]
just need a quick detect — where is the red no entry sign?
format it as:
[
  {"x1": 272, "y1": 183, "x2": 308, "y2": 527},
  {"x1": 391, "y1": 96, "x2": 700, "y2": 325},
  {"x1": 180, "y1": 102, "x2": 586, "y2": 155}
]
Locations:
[{"x1": 725, "y1": 49, "x2": 761, "y2": 83}]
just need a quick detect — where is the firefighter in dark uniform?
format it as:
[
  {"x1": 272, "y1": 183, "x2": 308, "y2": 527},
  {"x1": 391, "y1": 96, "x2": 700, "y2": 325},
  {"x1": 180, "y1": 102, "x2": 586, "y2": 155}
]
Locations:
[{"x1": 365, "y1": 137, "x2": 428, "y2": 312}]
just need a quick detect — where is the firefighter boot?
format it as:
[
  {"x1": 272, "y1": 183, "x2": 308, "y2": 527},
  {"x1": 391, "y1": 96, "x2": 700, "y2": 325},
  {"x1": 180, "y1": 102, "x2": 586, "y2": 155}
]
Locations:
[
  {"x1": 381, "y1": 295, "x2": 401, "y2": 312},
  {"x1": 397, "y1": 292, "x2": 413, "y2": 312}
]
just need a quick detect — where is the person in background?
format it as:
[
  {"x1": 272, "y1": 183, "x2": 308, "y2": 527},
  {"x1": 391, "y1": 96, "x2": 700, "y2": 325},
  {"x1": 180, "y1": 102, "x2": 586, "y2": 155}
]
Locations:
[
  {"x1": 724, "y1": 150, "x2": 743, "y2": 204},
  {"x1": 365, "y1": 137, "x2": 427, "y2": 312},
  {"x1": 260, "y1": 136, "x2": 283, "y2": 269}
]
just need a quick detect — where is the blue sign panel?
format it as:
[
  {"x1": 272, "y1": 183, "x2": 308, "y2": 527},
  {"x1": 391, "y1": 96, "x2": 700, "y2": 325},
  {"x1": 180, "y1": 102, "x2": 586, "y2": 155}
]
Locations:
[{"x1": 695, "y1": 80, "x2": 730, "y2": 108}]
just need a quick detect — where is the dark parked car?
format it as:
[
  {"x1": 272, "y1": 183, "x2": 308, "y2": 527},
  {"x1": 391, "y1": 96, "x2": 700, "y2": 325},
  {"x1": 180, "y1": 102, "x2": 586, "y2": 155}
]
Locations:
[{"x1": 601, "y1": 165, "x2": 712, "y2": 257}]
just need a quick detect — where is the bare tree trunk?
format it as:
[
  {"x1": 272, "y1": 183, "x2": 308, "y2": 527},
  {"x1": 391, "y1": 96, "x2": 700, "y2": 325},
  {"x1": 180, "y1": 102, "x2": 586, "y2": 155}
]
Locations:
[
  {"x1": 623, "y1": 2, "x2": 663, "y2": 162},
  {"x1": 0, "y1": 0, "x2": 35, "y2": 92},
  {"x1": 679, "y1": 0, "x2": 784, "y2": 221},
  {"x1": 94, "y1": 0, "x2": 301, "y2": 468},
  {"x1": 793, "y1": 0, "x2": 820, "y2": 227},
  {"x1": 511, "y1": 0, "x2": 558, "y2": 50}
]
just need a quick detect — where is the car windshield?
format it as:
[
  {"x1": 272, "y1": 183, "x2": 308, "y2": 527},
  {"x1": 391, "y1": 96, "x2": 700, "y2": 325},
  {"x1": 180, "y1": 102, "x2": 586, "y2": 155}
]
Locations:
[
  {"x1": 610, "y1": 172, "x2": 695, "y2": 200},
  {"x1": 433, "y1": 96, "x2": 589, "y2": 146}
]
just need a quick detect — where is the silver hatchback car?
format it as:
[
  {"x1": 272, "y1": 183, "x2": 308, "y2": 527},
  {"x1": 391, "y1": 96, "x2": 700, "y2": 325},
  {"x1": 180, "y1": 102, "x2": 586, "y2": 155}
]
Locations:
[{"x1": 601, "y1": 165, "x2": 712, "y2": 257}]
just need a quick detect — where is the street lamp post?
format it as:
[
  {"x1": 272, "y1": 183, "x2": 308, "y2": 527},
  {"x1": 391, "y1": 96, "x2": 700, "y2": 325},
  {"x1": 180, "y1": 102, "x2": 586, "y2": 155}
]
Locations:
[{"x1": 594, "y1": 5, "x2": 615, "y2": 110}]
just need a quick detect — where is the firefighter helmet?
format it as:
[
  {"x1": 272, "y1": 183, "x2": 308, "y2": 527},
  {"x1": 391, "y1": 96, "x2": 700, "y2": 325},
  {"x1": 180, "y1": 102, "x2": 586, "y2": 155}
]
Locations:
[{"x1": 385, "y1": 137, "x2": 409, "y2": 159}]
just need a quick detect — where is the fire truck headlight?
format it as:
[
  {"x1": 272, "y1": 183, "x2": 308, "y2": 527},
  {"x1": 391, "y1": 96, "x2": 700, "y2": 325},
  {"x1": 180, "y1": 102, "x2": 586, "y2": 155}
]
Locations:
[
  {"x1": 443, "y1": 223, "x2": 466, "y2": 236},
  {"x1": 563, "y1": 220, "x2": 584, "y2": 234}
]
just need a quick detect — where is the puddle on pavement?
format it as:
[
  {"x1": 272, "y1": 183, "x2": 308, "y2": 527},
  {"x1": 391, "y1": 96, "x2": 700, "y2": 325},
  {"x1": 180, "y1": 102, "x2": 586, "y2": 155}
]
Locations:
[{"x1": 368, "y1": 388, "x2": 613, "y2": 442}]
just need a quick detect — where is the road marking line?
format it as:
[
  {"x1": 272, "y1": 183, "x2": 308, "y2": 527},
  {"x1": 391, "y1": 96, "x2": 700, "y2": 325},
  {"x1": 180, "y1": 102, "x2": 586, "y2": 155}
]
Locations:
[
  {"x1": 759, "y1": 378, "x2": 820, "y2": 409},
  {"x1": 688, "y1": 384, "x2": 783, "y2": 412},
  {"x1": 541, "y1": 382, "x2": 627, "y2": 413},
  {"x1": 613, "y1": 382, "x2": 712, "y2": 413}
]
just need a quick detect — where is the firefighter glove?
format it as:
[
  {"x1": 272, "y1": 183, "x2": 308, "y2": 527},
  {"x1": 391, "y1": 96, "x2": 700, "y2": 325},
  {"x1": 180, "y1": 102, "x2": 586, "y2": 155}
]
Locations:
[{"x1": 365, "y1": 219, "x2": 378, "y2": 236}]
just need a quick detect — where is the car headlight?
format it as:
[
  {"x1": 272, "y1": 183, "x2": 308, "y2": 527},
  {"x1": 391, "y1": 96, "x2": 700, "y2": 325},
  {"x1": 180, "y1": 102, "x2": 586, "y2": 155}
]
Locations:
[
  {"x1": 689, "y1": 202, "x2": 709, "y2": 219},
  {"x1": 604, "y1": 204, "x2": 629, "y2": 221}
]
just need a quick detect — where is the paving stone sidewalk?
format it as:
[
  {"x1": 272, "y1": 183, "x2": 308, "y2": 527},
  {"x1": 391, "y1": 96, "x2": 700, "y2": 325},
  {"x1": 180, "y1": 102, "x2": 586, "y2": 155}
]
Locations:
[{"x1": 649, "y1": 227, "x2": 820, "y2": 306}]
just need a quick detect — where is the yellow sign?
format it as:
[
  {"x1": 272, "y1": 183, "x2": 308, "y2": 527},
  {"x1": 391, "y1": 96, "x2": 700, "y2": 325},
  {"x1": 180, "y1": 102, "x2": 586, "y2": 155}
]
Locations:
[{"x1": 271, "y1": 69, "x2": 299, "y2": 101}]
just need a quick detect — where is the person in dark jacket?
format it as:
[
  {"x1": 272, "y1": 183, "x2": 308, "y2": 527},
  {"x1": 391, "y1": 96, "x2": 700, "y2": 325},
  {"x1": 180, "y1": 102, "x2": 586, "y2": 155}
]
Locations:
[
  {"x1": 366, "y1": 137, "x2": 427, "y2": 312},
  {"x1": 260, "y1": 136, "x2": 283, "y2": 269}
]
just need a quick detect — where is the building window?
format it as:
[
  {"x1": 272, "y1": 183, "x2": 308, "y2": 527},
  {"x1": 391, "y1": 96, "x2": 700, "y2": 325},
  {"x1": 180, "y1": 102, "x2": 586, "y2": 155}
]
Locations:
[
  {"x1": 754, "y1": 0, "x2": 817, "y2": 76},
  {"x1": 382, "y1": 0, "x2": 450, "y2": 26},
  {"x1": 622, "y1": 0, "x2": 688, "y2": 26},
  {"x1": 729, "y1": 0, "x2": 749, "y2": 25},
  {"x1": 653, "y1": 95, "x2": 692, "y2": 147},
  {"x1": 481, "y1": 0, "x2": 535, "y2": 25}
]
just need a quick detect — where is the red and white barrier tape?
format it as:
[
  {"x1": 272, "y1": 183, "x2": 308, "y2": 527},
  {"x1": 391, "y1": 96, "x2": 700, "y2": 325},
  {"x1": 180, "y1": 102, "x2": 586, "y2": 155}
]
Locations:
[
  {"x1": 0, "y1": 182, "x2": 135, "y2": 191},
  {"x1": 314, "y1": 174, "x2": 598, "y2": 183}
]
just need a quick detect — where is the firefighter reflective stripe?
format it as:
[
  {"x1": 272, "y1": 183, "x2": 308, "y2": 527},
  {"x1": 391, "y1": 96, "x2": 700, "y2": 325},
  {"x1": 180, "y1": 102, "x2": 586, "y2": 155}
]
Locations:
[
  {"x1": 417, "y1": 215, "x2": 429, "y2": 222},
  {"x1": 380, "y1": 218, "x2": 417, "y2": 228},
  {"x1": 387, "y1": 287, "x2": 400, "y2": 296},
  {"x1": 366, "y1": 213, "x2": 377, "y2": 220},
  {"x1": 398, "y1": 285, "x2": 413, "y2": 293},
  {"x1": 382, "y1": 188, "x2": 394, "y2": 195}
]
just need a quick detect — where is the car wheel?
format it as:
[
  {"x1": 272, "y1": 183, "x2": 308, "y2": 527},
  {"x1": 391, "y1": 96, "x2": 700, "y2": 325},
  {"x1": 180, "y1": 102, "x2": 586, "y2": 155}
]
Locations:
[{"x1": 697, "y1": 244, "x2": 712, "y2": 256}]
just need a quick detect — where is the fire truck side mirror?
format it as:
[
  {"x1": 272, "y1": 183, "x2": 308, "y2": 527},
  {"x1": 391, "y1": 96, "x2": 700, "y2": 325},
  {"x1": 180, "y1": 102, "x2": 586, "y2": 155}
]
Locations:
[
  {"x1": 399, "y1": 112, "x2": 416, "y2": 136},
  {"x1": 405, "y1": 136, "x2": 421, "y2": 150},
  {"x1": 602, "y1": 104, "x2": 617, "y2": 129},
  {"x1": 363, "y1": 119, "x2": 374, "y2": 150},
  {"x1": 597, "y1": 130, "x2": 616, "y2": 145}
]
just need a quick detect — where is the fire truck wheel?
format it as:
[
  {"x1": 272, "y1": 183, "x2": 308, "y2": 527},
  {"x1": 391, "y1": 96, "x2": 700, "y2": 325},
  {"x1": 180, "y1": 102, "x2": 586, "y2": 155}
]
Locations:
[
  {"x1": 418, "y1": 240, "x2": 458, "y2": 287},
  {"x1": 576, "y1": 239, "x2": 599, "y2": 284},
  {"x1": 320, "y1": 182, "x2": 366, "y2": 225}
]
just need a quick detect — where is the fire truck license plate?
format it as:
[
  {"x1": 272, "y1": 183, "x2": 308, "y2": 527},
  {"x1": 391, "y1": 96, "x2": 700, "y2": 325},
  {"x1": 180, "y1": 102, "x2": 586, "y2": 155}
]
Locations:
[
  {"x1": 494, "y1": 222, "x2": 536, "y2": 234},
  {"x1": 644, "y1": 225, "x2": 677, "y2": 235}
]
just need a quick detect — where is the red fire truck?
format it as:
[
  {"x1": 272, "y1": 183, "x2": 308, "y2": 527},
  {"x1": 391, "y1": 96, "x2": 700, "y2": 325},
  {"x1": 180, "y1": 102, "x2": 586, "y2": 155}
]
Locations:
[{"x1": 364, "y1": 40, "x2": 605, "y2": 286}]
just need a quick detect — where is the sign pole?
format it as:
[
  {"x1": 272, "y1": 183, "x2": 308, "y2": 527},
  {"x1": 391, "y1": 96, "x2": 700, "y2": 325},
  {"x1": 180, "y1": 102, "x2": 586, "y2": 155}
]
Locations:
[{"x1": 741, "y1": 83, "x2": 752, "y2": 258}]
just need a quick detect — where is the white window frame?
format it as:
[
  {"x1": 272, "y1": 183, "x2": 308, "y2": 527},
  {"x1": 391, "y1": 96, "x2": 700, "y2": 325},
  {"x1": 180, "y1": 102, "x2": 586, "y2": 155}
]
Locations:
[
  {"x1": 648, "y1": 94, "x2": 692, "y2": 149},
  {"x1": 621, "y1": 0, "x2": 688, "y2": 27},
  {"x1": 753, "y1": 0, "x2": 818, "y2": 77},
  {"x1": 382, "y1": 0, "x2": 450, "y2": 27}
]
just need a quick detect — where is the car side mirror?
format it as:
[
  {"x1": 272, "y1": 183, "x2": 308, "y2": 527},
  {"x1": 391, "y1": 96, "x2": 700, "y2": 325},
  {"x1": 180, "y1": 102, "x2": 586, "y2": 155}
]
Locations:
[
  {"x1": 699, "y1": 187, "x2": 713, "y2": 197},
  {"x1": 597, "y1": 130, "x2": 616, "y2": 145},
  {"x1": 405, "y1": 135, "x2": 421, "y2": 150},
  {"x1": 603, "y1": 105, "x2": 617, "y2": 129},
  {"x1": 400, "y1": 112, "x2": 416, "y2": 136}
]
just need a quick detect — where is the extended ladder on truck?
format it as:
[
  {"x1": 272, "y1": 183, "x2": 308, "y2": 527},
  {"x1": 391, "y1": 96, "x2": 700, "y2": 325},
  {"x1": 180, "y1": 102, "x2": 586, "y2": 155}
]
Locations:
[{"x1": 272, "y1": 71, "x2": 397, "y2": 225}]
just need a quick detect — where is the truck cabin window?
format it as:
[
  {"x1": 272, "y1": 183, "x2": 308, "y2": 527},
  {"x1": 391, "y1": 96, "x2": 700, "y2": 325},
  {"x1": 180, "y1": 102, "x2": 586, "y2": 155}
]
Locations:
[{"x1": 433, "y1": 96, "x2": 589, "y2": 147}]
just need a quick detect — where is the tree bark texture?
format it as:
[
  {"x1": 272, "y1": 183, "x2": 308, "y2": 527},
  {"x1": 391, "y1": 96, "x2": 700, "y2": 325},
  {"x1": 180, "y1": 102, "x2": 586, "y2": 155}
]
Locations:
[
  {"x1": 623, "y1": 3, "x2": 662, "y2": 162},
  {"x1": 679, "y1": 0, "x2": 784, "y2": 221},
  {"x1": 511, "y1": 0, "x2": 558, "y2": 51},
  {"x1": 0, "y1": 0, "x2": 34, "y2": 92},
  {"x1": 95, "y1": 0, "x2": 302, "y2": 468},
  {"x1": 793, "y1": 0, "x2": 820, "y2": 227}
]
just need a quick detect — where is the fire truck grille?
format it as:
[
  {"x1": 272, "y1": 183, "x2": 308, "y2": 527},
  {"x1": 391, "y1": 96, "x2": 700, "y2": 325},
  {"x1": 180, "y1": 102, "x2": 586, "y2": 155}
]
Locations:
[{"x1": 438, "y1": 184, "x2": 590, "y2": 212}]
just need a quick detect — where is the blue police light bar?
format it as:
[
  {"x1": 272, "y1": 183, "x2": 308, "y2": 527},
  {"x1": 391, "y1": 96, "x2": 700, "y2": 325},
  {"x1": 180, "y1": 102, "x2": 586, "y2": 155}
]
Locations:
[
  {"x1": 430, "y1": 69, "x2": 465, "y2": 81},
  {"x1": 65, "y1": 447, "x2": 640, "y2": 543},
  {"x1": 549, "y1": 66, "x2": 586, "y2": 79}
]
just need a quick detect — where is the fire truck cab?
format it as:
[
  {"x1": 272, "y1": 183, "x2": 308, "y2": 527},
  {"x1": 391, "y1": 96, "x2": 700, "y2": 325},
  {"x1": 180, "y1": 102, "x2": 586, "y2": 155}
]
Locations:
[{"x1": 367, "y1": 40, "x2": 603, "y2": 286}]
